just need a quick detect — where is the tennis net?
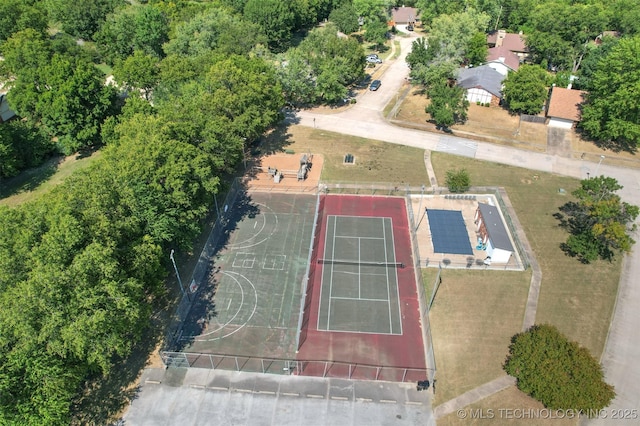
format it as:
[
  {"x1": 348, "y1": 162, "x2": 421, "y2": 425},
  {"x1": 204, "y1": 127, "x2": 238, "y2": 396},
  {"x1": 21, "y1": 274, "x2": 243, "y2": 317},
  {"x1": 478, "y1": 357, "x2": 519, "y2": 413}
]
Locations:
[{"x1": 317, "y1": 259, "x2": 404, "y2": 268}]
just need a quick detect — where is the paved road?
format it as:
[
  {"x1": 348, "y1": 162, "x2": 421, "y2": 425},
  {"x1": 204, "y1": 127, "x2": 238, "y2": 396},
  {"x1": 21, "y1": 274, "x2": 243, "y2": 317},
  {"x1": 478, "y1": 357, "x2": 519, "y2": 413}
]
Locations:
[{"x1": 295, "y1": 30, "x2": 640, "y2": 422}]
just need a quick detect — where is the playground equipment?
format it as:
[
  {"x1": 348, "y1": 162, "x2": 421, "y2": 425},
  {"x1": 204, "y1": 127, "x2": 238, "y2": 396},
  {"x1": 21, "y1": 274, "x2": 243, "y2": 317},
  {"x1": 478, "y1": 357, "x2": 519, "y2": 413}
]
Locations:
[{"x1": 297, "y1": 153, "x2": 313, "y2": 181}]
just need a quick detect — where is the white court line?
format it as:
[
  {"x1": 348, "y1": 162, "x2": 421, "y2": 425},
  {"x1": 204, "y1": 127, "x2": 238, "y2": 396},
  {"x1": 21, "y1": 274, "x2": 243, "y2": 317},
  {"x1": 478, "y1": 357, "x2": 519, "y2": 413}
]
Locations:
[
  {"x1": 387, "y1": 217, "x2": 403, "y2": 335},
  {"x1": 383, "y1": 217, "x2": 393, "y2": 333},
  {"x1": 335, "y1": 235, "x2": 384, "y2": 240},
  {"x1": 358, "y1": 237, "x2": 361, "y2": 299},
  {"x1": 332, "y1": 296, "x2": 389, "y2": 302},
  {"x1": 317, "y1": 215, "x2": 332, "y2": 331},
  {"x1": 328, "y1": 215, "x2": 338, "y2": 329}
]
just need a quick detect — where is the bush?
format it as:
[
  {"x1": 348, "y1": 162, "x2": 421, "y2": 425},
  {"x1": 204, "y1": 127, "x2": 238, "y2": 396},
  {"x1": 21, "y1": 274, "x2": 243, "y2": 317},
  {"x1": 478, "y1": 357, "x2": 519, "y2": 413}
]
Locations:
[
  {"x1": 504, "y1": 324, "x2": 615, "y2": 414},
  {"x1": 445, "y1": 168, "x2": 471, "y2": 193}
]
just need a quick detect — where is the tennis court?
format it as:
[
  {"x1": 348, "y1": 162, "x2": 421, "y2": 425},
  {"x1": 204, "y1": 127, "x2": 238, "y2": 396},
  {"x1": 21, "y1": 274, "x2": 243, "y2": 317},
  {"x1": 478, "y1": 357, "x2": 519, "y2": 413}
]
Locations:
[
  {"x1": 317, "y1": 215, "x2": 402, "y2": 334},
  {"x1": 297, "y1": 195, "x2": 427, "y2": 381}
]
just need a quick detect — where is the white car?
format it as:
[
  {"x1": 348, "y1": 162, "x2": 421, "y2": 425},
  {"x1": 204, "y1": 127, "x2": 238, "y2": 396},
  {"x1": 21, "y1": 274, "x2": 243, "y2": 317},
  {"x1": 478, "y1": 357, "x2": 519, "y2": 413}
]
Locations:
[{"x1": 366, "y1": 55, "x2": 382, "y2": 64}]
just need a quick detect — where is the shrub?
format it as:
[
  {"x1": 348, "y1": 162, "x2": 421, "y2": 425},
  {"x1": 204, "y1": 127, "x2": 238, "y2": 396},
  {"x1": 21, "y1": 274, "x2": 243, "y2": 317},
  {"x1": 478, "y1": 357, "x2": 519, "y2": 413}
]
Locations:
[
  {"x1": 504, "y1": 324, "x2": 615, "y2": 414},
  {"x1": 445, "y1": 168, "x2": 471, "y2": 193}
]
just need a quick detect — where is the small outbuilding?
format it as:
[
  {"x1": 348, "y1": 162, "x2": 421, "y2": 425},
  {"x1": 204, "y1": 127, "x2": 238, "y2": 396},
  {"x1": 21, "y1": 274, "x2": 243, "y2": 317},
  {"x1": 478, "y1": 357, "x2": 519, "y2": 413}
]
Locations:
[{"x1": 475, "y1": 203, "x2": 514, "y2": 264}]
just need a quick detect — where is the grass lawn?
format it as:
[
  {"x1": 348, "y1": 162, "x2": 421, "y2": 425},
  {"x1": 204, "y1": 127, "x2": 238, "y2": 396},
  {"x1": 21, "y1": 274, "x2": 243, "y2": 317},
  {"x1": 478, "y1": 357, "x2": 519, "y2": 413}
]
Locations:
[
  {"x1": 428, "y1": 269, "x2": 531, "y2": 404},
  {"x1": 0, "y1": 150, "x2": 102, "y2": 207},
  {"x1": 437, "y1": 386, "x2": 577, "y2": 426},
  {"x1": 261, "y1": 125, "x2": 429, "y2": 185}
]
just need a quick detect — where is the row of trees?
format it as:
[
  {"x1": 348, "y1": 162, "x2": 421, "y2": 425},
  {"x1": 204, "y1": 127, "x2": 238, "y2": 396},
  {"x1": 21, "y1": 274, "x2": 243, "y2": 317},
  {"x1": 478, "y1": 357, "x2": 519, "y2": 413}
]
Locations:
[{"x1": 0, "y1": 1, "x2": 291, "y2": 423}]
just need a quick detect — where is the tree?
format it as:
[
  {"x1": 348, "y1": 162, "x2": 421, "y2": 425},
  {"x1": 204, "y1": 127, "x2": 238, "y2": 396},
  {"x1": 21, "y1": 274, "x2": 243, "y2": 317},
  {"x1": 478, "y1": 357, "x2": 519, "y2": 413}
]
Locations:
[
  {"x1": 94, "y1": 4, "x2": 169, "y2": 64},
  {"x1": 445, "y1": 168, "x2": 471, "y2": 193},
  {"x1": 425, "y1": 8, "x2": 490, "y2": 65},
  {"x1": 426, "y1": 81, "x2": 469, "y2": 129},
  {"x1": 406, "y1": 37, "x2": 430, "y2": 70},
  {"x1": 278, "y1": 23, "x2": 365, "y2": 106},
  {"x1": 502, "y1": 65, "x2": 549, "y2": 115},
  {"x1": 0, "y1": 119, "x2": 53, "y2": 179},
  {"x1": 244, "y1": 0, "x2": 296, "y2": 52},
  {"x1": 0, "y1": 0, "x2": 48, "y2": 44},
  {"x1": 363, "y1": 18, "x2": 388, "y2": 50},
  {"x1": 556, "y1": 176, "x2": 639, "y2": 263},
  {"x1": 46, "y1": 0, "x2": 123, "y2": 40},
  {"x1": 465, "y1": 32, "x2": 489, "y2": 66},
  {"x1": 329, "y1": 2, "x2": 359, "y2": 34},
  {"x1": 113, "y1": 50, "x2": 160, "y2": 100},
  {"x1": 504, "y1": 324, "x2": 615, "y2": 412},
  {"x1": 163, "y1": 7, "x2": 266, "y2": 58},
  {"x1": 353, "y1": 0, "x2": 392, "y2": 23},
  {"x1": 579, "y1": 36, "x2": 640, "y2": 152}
]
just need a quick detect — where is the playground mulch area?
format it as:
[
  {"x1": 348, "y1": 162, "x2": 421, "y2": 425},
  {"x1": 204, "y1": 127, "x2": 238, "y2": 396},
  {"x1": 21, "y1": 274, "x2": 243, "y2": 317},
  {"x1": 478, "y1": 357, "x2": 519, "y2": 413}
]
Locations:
[
  {"x1": 178, "y1": 191, "x2": 317, "y2": 363},
  {"x1": 248, "y1": 153, "x2": 323, "y2": 192},
  {"x1": 297, "y1": 194, "x2": 426, "y2": 381}
]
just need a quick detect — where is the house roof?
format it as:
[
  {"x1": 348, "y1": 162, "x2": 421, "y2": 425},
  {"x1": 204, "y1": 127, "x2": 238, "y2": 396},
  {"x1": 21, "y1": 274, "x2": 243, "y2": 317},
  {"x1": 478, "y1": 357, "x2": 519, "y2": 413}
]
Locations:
[
  {"x1": 487, "y1": 30, "x2": 528, "y2": 53},
  {"x1": 547, "y1": 87, "x2": 587, "y2": 122},
  {"x1": 391, "y1": 7, "x2": 419, "y2": 24},
  {"x1": 486, "y1": 45, "x2": 520, "y2": 71},
  {"x1": 457, "y1": 65, "x2": 505, "y2": 98},
  {"x1": 477, "y1": 203, "x2": 514, "y2": 252}
]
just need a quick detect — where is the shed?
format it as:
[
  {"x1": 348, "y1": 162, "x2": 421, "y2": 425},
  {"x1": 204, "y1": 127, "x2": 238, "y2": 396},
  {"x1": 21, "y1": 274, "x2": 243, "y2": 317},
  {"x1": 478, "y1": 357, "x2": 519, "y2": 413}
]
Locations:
[
  {"x1": 546, "y1": 86, "x2": 586, "y2": 129},
  {"x1": 475, "y1": 203, "x2": 514, "y2": 264}
]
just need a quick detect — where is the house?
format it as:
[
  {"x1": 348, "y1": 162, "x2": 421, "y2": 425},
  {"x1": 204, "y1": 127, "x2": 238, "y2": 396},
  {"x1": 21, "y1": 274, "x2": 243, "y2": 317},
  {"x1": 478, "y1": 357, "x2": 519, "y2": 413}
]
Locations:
[
  {"x1": 485, "y1": 44, "x2": 521, "y2": 75},
  {"x1": 475, "y1": 203, "x2": 514, "y2": 264},
  {"x1": 390, "y1": 6, "x2": 419, "y2": 25},
  {"x1": 457, "y1": 65, "x2": 505, "y2": 106},
  {"x1": 546, "y1": 86, "x2": 586, "y2": 129},
  {"x1": 487, "y1": 30, "x2": 529, "y2": 61},
  {"x1": 0, "y1": 94, "x2": 16, "y2": 123}
]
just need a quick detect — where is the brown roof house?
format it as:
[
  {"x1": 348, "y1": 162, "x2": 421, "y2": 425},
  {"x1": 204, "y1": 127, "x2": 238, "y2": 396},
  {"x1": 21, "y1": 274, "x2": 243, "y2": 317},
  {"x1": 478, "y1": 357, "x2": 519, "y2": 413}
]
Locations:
[
  {"x1": 487, "y1": 30, "x2": 529, "y2": 60},
  {"x1": 390, "y1": 6, "x2": 419, "y2": 25},
  {"x1": 485, "y1": 44, "x2": 521, "y2": 76},
  {"x1": 546, "y1": 86, "x2": 587, "y2": 129}
]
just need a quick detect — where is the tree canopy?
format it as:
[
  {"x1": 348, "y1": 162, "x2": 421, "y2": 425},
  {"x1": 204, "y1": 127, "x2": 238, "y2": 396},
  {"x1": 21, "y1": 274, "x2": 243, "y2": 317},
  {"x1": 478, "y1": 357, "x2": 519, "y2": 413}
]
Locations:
[
  {"x1": 579, "y1": 36, "x2": 640, "y2": 152},
  {"x1": 501, "y1": 65, "x2": 549, "y2": 115},
  {"x1": 505, "y1": 324, "x2": 615, "y2": 412},
  {"x1": 279, "y1": 24, "x2": 365, "y2": 106},
  {"x1": 556, "y1": 176, "x2": 639, "y2": 263}
]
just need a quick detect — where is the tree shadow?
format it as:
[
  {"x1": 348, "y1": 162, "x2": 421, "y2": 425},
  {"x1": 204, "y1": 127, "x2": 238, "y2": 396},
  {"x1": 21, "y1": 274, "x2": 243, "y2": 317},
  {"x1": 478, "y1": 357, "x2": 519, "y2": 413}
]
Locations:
[{"x1": 0, "y1": 155, "x2": 63, "y2": 199}]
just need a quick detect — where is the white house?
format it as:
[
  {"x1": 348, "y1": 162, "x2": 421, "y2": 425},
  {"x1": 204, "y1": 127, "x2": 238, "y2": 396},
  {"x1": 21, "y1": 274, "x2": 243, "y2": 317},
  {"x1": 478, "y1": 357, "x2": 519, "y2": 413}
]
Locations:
[
  {"x1": 475, "y1": 203, "x2": 514, "y2": 264},
  {"x1": 457, "y1": 65, "x2": 505, "y2": 106}
]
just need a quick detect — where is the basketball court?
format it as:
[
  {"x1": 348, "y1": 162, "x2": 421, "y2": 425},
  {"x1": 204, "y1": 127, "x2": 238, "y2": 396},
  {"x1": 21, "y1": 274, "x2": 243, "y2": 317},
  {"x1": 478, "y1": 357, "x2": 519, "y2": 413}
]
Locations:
[{"x1": 178, "y1": 190, "x2": 317, "y2": 363}]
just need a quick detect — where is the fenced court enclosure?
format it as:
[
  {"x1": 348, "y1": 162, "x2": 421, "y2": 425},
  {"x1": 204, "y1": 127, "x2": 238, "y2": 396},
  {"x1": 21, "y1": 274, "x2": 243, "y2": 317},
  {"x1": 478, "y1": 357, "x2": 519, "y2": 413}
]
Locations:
[{"x1": 162, "y1": 181, "x2": 430, "y2": 383}]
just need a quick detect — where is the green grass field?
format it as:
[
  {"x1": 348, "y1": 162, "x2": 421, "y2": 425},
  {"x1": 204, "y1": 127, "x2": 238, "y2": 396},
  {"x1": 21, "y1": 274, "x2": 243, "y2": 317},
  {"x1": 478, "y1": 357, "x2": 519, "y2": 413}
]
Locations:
[{"x1": 1, "y1": 151, "x2": 101, "y2": 207}]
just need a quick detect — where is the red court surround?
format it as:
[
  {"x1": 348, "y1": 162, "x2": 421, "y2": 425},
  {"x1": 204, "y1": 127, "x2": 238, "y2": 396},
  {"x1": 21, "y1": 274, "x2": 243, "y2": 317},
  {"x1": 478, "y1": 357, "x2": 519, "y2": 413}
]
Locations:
[{"x1": 296, "y1": 195, "x2": 426, "y2": 381}]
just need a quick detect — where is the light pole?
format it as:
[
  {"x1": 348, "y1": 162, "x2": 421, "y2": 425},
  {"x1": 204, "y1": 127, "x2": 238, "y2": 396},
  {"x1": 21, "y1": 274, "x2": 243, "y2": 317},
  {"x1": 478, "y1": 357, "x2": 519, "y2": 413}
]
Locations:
[
  {"x1": 595, "y1": 155, "x2": 605, "y2": 176},
  {"x1": 416, "y1": 184, "x2": 426, "y2": 231},
  {"x1": 170, "y1": 249, "x2": 189, "y2": 301}
]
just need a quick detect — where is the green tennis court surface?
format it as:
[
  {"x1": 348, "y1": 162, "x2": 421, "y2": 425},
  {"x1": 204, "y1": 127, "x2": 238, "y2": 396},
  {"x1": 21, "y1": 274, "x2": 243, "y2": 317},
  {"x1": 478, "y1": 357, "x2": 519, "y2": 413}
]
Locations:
[{"x1": 317, "y1": 215, "x2": 402, "y2": 334}]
